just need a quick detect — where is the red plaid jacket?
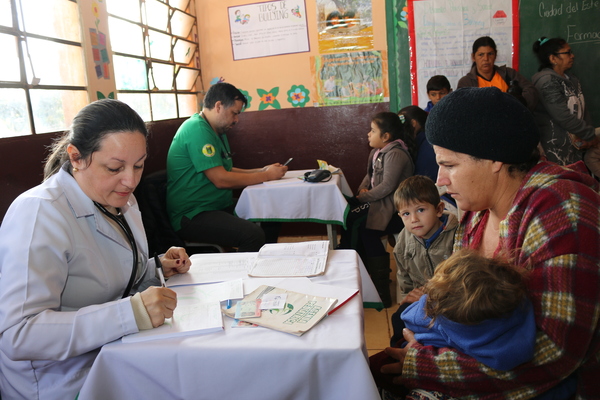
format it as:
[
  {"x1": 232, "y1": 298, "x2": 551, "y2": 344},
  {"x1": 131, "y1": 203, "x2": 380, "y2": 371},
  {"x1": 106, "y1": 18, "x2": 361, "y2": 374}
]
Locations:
[{"x1": 401, "y1": 161, "x2": 600, "y2": 400}]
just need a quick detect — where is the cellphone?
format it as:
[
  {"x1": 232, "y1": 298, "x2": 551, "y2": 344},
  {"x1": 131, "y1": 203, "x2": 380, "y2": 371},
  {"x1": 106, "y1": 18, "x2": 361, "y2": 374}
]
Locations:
[{"x1": 283, "y1": 158, "x2": 293, "y2": 166}]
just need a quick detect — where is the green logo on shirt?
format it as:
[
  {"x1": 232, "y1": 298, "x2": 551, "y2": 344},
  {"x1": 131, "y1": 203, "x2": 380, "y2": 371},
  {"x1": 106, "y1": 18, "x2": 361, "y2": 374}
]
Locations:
[{"x1": 202, "y1": 144, "x2": 216, "y2": 157}]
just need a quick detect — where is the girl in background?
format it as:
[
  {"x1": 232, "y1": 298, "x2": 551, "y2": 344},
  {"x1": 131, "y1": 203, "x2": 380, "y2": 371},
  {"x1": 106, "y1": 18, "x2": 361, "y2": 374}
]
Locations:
[
  {"x1": 339, "y1": 112, "x2": 415, "y2": 307},
  {"x1": 398, "y1": 106, "x2": 436, "y2": 182}
]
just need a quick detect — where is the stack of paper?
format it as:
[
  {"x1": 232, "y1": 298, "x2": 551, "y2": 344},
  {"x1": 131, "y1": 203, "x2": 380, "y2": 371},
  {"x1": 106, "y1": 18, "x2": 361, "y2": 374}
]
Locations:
[{"x1": 247, "y1": 241, "x2": 329, "y2": 277}]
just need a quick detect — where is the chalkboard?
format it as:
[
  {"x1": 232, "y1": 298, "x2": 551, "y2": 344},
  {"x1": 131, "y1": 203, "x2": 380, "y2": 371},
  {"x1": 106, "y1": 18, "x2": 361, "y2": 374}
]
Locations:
[{"x1": 518, "y1": 0, "x2": 600, "y2": 124}]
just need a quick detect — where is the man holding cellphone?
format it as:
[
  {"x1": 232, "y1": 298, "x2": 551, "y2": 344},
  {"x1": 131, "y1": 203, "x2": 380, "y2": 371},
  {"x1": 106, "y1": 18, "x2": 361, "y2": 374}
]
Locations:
[{"x1": 166, "y1": 83, "x2": 287, "y2": 252}]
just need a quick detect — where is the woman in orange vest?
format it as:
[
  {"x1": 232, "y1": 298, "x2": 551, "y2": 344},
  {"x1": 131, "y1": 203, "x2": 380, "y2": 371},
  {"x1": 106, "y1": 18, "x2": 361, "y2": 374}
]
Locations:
[{"x1": 457, "y1": 36, "x2": 538, "y2": 111}]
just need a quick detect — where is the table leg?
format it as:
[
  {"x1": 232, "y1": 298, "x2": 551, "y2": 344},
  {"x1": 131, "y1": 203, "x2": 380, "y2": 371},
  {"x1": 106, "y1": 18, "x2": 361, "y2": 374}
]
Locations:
[{"x1": 327, "y1": 224, "x2": 337, "y2": 249}]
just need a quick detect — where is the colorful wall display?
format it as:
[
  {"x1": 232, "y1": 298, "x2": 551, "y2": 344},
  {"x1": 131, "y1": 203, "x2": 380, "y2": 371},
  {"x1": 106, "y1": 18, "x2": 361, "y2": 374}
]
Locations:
[
  {"x1": 312, "y1": 50, "x2": 387, "y2": 106},
  {"x1": 198, "y1": 0, "x2": 388, "y2": 111},
  {"x1": 316, "y1": 0, "x2": 374, "y2": 53}
]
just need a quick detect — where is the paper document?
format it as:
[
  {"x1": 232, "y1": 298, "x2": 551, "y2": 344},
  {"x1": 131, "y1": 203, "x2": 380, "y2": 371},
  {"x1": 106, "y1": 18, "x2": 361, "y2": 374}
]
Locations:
[
  {"x1": 248, "y1": 241, "x2": 329, "y2": 277},
  {"x1": 174, "y1": 279, "x2": 244, "y2": 303},
  {"x1": 223, "y1": 285, "x2": 337, "y2": 336},
  {"x1": 122, "y1": 301, "x2": 223, "y2": 343},
  {"x1": 167, "y1": 254, "x2": 252, "y2": 286}
]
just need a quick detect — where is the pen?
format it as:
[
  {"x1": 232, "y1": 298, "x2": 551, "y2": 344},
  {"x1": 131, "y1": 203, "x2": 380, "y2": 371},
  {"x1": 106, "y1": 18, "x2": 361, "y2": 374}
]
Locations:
[
  {"x1": 282, "y1": 157, "x2": 293, "y2": 167},
  {"x1": 226, "y1": 299, "x2": 232, "y2": 309},
  {"x1": 154, "y1": 252, "x2": 166, "y2": 287}
]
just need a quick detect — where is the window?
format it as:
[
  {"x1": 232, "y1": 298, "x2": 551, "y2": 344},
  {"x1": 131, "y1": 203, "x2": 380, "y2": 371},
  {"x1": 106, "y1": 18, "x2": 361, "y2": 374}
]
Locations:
[
  {"x1": 106, "y1": 0, "x2": 202, "y2": 121},
  {"x1": 0, "y1": 0, "x2": 88, "y2": 137}
]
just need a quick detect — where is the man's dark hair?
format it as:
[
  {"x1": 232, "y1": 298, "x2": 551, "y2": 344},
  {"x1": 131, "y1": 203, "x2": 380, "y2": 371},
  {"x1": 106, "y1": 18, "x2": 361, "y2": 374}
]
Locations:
[{"x1": 203, "y1": 82, "x2": 248, "y2": 110}]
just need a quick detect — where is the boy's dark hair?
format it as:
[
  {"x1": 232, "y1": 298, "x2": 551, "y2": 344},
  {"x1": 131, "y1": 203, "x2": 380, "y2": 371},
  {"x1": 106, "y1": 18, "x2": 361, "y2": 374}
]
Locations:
[
  {"x1": 203, "y1": 82, "x2": 247, "y2": 110},
  {"x1": 394, "y1": 175, "x2": 440, "y2": 210},
  {"x1": 424, "y1": 249, "x2": 528, "y2": 325},
  {"x1": 426, "y1": 75, "x2": 451, "y2": 93}
]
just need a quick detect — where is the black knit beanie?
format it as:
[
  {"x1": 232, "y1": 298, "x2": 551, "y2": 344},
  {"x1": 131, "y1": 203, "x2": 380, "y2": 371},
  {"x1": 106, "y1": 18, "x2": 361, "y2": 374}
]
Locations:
[{"x1": 425, "y1": 87, "x2": 540, "y2": 163}]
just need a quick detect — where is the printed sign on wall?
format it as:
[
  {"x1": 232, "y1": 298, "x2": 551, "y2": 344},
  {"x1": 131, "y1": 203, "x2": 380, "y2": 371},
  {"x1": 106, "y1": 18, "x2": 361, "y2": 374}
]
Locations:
[{"x1": 228, "y1": 0, "x2": 309, "y2": 60}]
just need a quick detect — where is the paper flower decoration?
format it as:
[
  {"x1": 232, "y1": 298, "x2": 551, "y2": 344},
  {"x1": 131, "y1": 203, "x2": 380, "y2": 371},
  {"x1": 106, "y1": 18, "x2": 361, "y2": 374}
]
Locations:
[
  {"x1": 239, "y1": 88, "x2": 252, "y2": 111},
  {"x1": 287, "y1": 85, "x2": 310, "y2": 108},
  {"x1": 257, "y1": 87, "x2": 281, "y2": 110}
]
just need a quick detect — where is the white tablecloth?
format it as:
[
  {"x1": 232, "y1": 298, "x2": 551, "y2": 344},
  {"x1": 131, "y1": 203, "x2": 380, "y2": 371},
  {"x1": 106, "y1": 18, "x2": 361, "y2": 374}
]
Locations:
[
  {"x1": 235, "y1": 170, "x2": 353, "y2": 227},
  {"x1": 78, "y1": 250, "x2": 380, "y2": 400}
]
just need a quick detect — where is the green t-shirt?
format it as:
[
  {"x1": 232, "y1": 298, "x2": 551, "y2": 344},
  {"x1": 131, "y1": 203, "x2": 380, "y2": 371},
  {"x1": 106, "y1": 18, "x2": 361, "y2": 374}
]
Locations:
[{"x1": 166, "y1": 113, "x2": 234, "y2": 231}]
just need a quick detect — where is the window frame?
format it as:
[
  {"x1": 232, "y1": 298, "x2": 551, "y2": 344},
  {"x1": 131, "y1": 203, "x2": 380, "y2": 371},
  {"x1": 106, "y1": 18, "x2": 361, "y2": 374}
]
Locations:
[
  {"x1": 107, "y1": 0, "x2": 202, "y2": 122},
  {"x1": 0, "y1": 0, "x2": 87, "y2": 136}
]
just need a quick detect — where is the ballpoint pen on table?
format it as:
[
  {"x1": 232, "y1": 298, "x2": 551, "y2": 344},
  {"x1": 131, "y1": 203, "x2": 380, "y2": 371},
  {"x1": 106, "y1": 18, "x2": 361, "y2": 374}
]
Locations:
[
  {"x1": 226, "y1": 299, "x2": 232, "y2": 309},
  {"x1": 154, "y1": 253, "x2": 166, "y2": 287}
]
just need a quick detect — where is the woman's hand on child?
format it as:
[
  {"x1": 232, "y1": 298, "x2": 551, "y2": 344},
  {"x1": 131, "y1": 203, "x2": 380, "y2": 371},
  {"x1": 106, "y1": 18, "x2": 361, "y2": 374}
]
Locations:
[
  {"x1": 381, "y1": 328, "x2": 419, "y2": 382},
  {"x1": 401, "y1": 287, "x2": 425, "y2": 305}
]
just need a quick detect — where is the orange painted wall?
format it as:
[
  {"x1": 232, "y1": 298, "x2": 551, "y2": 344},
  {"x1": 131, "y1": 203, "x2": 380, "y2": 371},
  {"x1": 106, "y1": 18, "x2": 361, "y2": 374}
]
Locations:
[{"x1": 194, "y1": 0, "x2": 388, "y2": 110}]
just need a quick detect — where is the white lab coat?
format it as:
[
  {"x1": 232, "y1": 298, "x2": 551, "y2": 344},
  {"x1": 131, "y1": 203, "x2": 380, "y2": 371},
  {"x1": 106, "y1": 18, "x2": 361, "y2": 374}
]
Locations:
[{"x1": 0, "y1": 164, "x2": 156, "y2": 400}]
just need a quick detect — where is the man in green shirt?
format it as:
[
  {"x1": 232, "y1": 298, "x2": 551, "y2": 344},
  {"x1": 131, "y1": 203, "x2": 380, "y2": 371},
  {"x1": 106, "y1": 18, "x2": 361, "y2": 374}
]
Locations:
[{"x1": 166, "y1": 83, "x2": 287, "y2": 251}]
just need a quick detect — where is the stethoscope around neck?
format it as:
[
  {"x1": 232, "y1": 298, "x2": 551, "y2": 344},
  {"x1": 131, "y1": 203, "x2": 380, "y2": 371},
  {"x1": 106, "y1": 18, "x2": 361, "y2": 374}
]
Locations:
[{"x1": 94, "y1": 201, "x2": 139, "y2": 298}]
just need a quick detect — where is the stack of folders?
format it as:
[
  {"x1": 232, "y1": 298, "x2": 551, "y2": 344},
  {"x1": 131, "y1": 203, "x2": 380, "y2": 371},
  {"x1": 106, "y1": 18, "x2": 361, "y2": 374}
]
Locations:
[{"x1": 247, "y1": 240, "x2": 329, "y2": 277}]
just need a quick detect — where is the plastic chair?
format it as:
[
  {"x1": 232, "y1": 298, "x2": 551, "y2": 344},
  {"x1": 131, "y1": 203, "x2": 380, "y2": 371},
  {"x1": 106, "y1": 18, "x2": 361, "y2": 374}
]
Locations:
[{"x1": 135, "y1": 170, "x2": 224, "y2": 255}]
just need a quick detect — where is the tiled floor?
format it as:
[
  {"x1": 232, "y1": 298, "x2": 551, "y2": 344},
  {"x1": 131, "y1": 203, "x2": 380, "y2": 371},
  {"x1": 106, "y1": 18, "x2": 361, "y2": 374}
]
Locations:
[{"x1": 278, "y1": 234, "x2": 396, "y2": 358}]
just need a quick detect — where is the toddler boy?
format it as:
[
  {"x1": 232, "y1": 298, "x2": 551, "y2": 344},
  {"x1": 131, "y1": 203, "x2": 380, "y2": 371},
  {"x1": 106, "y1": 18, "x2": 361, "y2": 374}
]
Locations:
[
  {"x1": 390, "y1": 175, "x2": 458, "y2": 345},
  {"x1": 424, "y1": 75, "x2": 452, "y2": 112}
]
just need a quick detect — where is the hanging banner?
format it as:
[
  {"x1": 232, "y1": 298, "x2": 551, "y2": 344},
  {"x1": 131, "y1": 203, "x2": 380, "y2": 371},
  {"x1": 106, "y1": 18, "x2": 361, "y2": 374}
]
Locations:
[
  {"x1": 228, "y1": 0, "x2": 309, "y2": 61},
  {"x1": 316, "y1": 0, "x2": 374, "y2": 53},
  {"x1": 408, "y1": 0, "x2": 519, "y2": 108},
  {"x1": 312, "y1": 50, "x2": 387, "y2": 106}
]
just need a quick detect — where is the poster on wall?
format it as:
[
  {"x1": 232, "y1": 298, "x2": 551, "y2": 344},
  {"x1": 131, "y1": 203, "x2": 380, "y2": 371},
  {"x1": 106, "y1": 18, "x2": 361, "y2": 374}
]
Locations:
[
  {"x1": 312, "y1": 51, "x2": 387, "y2": 106},
  {"x1": 228, "y1": 0, "x2": 309, "y2": 60},
  {"x1": 408, "y1": 0, "x2": 519, "y2": 108},
  {"x1": 316, "y1": 0, "x2": 373, "y2": 53}
]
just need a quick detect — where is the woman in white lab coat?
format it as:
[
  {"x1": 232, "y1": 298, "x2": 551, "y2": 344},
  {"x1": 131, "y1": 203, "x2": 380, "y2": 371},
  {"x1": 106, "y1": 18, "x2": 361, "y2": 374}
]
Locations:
[{"x1": 0, "y1": 99, "x2": 190, "y2": 400}]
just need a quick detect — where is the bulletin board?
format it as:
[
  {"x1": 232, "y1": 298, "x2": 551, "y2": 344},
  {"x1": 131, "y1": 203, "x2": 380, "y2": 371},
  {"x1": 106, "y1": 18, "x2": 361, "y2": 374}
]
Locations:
[{"x1": 407, "y1": 0, "x2": 519, "y2": 109}]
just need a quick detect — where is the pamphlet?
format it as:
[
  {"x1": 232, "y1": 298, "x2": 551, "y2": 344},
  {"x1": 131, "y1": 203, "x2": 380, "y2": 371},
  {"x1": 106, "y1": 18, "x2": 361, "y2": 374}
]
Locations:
[
  {"x1": 222, "y1": 285, "x2": 337, "y2": 336},
  {"x1": 248, "y1": 241, "x2": 329, "y2": 277}
]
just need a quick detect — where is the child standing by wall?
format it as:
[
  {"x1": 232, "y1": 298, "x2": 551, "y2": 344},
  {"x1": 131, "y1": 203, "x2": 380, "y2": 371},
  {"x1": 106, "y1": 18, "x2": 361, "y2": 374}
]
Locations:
[
  {"x1": 390, "y1": 175, "x2": 458, "y2": 343},
  {"x1": 339, "y1": 112, "x2": 415, "y2": 307},
  {"x1": 398, "y1": 106, "x2": 436, "y2": 182}
]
